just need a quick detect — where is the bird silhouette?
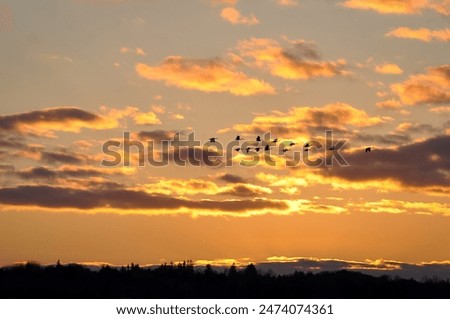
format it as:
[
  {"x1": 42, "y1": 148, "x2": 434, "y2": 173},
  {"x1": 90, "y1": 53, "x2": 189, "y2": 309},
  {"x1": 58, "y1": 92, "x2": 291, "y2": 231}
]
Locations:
[
  {"x1": 255, "y1": 147, "x2": 260, "y2": 152},
  {"x1": 282, "y1": 148, "x2": 290, "y2": 153},
  {"x1": 304, "y1": 142, "x2": 310, "y2": 148},
  {"x1": 289, "y1": 142, "x2": 296, "y2": 147},
  {"x1": 245, "y1": 147, "x2": 251, "y2": 153},
  {"x1": 272, "y1": 138, "x2": 278, "y2": 143},
  {"x1": 256, "y1": 136, "x2": 261, "y2": 142},
  {"x1": 365, "y1": 147, "x2": 371, "y2": 153},
  {"x1": 235, "y1": 135, "x2": 243, "y2": 141},
  {"x1": 264, "y1": 144, "x2": 270, "y2": 151},
  {"x1": 209, "y1": 138, "x2": 218, "y2": 143},
  {"x1": 235, "y1": 148, "x2": 241, "y2": 152}
]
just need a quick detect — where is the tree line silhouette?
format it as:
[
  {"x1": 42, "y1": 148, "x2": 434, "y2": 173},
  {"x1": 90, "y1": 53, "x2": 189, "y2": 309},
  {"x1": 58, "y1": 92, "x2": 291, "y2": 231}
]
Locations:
[{"x1": 1, "y1": 261, "x2": 449, "y2": 298}]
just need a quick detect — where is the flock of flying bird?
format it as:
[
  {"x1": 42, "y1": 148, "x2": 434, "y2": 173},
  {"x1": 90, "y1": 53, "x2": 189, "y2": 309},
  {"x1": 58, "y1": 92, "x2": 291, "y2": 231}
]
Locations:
[{"x1": 208, "y1": 135, "x2": 372, "y2": 154}]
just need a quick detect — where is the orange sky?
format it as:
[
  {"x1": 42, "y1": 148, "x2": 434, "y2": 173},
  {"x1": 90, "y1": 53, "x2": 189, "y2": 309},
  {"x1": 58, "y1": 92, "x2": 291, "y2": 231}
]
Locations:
[{"x1": 0, "y1": 0, "x2": 449, "y2": 276}]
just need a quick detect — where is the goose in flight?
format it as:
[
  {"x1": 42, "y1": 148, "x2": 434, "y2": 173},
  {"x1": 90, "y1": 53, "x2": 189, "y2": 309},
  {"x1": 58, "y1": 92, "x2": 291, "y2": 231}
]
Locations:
[
  {"x1": 264, "y1": 144, "x2": 270, "y2": 151},
  {"x1": 282, "y1": 148, "x2": 290, "y2": 153},
  {"x1": 209, "y1": 137, "x2": 218, "y2": 143},
  {"x1": 235, "y1": 148, "x2": 241, "y2": 152},
  {"x1": 289, "y1": 142, "x2": 296, "y2": 147},
  {"x1": 304, "y1": 142, "x2": 310, "y2": 152},
  {"x1": 235, "y1": 135, "x2": 243, "y2": 141},
  {"x1": 365, "y1": 147, "x2": 371, "y2": 153},
  {"x1": 256, "y1": 136, "x2": 261, "y2": 142},
  {"x1": 245, "y1": 147, "x2": 251, "y2": 153},
  {"x1": 255, "y1": 146, "x2": 261, "y2": 152}
]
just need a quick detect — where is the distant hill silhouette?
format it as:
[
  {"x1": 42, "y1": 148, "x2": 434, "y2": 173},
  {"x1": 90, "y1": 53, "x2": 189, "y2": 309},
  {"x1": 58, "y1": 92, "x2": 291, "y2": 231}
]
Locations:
[{"x1": 1, "y1": 262, "x2": 449, "y2": 298}]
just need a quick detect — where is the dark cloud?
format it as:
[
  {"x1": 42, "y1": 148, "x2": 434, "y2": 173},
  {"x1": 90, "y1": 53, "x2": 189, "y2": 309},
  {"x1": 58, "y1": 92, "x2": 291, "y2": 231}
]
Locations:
[
  {"x1": 218, "y1": 173, "x2": 247, "y2": 184},
  {"x1": 0, "y1": 132, "x2": 92, "y2": 166},
  {"x1": 84, "y1": 180, "x2": 124, "y2": 190},
  {"x1": 40, "y1": 150, "x2": 86, "y2": 165},
  {"x1": 397, "y1": 123, "x2": 442, "y2": 135},
  {"x1": 14, "y1": 166, "x2": 109, "y2": 180},
  {"x1": 137, "y1": 130, "x2": 177, "y2": 142},
  {"x1": 218, "y1": 184, "x2": 270, "y2": 197},
  {"x1": 161, "y1": 147, "x2": 232, "y2": 167},
  {"x1": 15, "y1": 167, "x2": 57, "y2": 179},
  {"x1": 310, "y1": 109, "x2": 350, "y2": 128},
  {"x1": 0, "y1": 185, "x2": 287, "y2": 212},
  {"x1": 352, "y1": 133, "x2": 411, "y2": 146},
  {"x1": 237, "y1": 37, "x2": 347, "y2": 81},
  {"x1": 283, "y1": 42, "x2": 321, "y2": 61},
  {"x1": 0, "y1": 164, "x2": 14, "y2": 172},
  {"x1": 257, "y1": 258, "x2": 450, "y2": 281},
  {"x1": 322, "y1": 135, "x2": 450, "y2": 187},
  {"x1": 58, "y1": 167, "x2": 106, "y2": 178},
  {"x1": 352, "y1": 123, "x2": 444, "y2": 147},
  {"x1": 0, "y1": 134, "x2": 27, "y2": 148},
  {"x1": 392, "y1": 65, "x2": 450, "y2": 105},
  {"x1": 0, "y1": 138, "x2": 96, "y2": 170},
  {"x1": 0, "y1": 107, "x2": 100, "y2": 132}
]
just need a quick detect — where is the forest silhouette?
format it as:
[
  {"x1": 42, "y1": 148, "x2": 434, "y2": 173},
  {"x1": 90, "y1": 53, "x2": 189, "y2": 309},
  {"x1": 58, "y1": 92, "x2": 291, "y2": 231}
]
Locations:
[{"x1": 1, "y1": 261, "x2": 449, "y2": 298}]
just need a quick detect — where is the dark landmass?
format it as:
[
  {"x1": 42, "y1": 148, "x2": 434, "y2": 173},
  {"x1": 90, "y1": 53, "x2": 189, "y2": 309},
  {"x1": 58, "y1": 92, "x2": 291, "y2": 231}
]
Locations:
[{"x1": 1, "y1": 262, "x2": 449, "y2": 298}]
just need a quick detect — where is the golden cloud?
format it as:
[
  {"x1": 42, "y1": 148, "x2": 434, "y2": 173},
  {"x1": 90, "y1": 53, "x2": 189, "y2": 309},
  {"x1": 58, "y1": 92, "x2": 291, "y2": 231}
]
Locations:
[
  {"x1": 100, "y1": 105, "x2": 161, "y2": 126},
  {"x1": 120, "y1": 47, "x2": 146, "y2": 56},
  {"x1": 0, "y1": 107, "x2": 118, "y2": 137},
  {"x1": 143, "y1": 178, "x2": 272, "y2": 198},
  {"x1": 133, "y1": 111, "x2": 161, "y2": 125},
  {"x1": 136, "y1": 56, "x2": 275, "y2": 96},
  {"x1": 257, "y1": 170, "x2": 404, "y2": 195},
  {"x1": 341, "y1": 0, "x2": 449, "y2": 15},
  {"x1": 256, "y1": 173, "x2": 308, "y2": 194},
  {"x1": 151, "y1": 105, "x2": 166, "y2": 114},
  {"x1": 276, "y1": 0, "x2": 299, "y2": 7},
  {"x1": 221, "y1": 102, "x2": 391, "y2": 136},
  {"x1": 376, "y1": 99, "x2": 402, "y2": 108},
  {"x1": 375, "y1": 63, "x2": 403, "y2": 74},
  {"x1": 169, "y1": 113, "x2": 184, "y2": 120},
  {"x1": 430, "y1": 106, "x2": 450, "y2": 113},
  {"x1": 220, "y1": 7, "x2": 259, "y2": 25},
  {"x1": 386, "y1": 27, "x2": 450, "y2": 42},
  {"x1": 429, "y1": 0, "x2": 450, "y2": 14},
  {"x1": 390, "y1": 65, "x2": 450, "y2": 105},
  {"x1": 237, "y1": 38, "x2": 348, "y2": 80},
  {"x1": 0, "y1": 184, "x2": 288, "y2": 217},
  {"x1": 211, "y1": 0, "x2": 238, "y2": 6},
  {"x1": 349, "y1": 199, "x2": 450, "y2": 216}
]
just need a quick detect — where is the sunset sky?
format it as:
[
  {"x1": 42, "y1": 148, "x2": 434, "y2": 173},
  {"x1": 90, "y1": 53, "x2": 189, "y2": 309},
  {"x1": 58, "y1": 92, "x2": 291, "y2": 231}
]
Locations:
[{"x1": 0, "y1": 0, "x2": 449, "y2": 277}]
